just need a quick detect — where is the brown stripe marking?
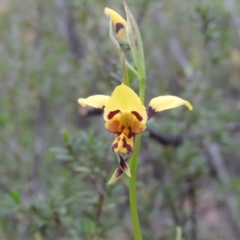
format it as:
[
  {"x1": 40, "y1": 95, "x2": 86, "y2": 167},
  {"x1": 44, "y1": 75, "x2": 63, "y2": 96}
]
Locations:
[
  {"x1": 131, "y1": 111, "x2": 143, "y2": 121},
  {"x1": 122, "y1": 136, "x2": 132, "y2": 154},
  {"x1": 112, "y1": 142, "x2": 118, "y2": 152},
  {"x1": 115, "y1": 23, "x2": 124, "y2": 34},
  {"x1": 147, "y1": 106, "x2": 156, "y2": 120},
  {"x1": 127, "y1": 126, "x2": 133, "y2": 138},
  {"x1": 108, "y1": 109, "x2": 121, "y2": 120}
]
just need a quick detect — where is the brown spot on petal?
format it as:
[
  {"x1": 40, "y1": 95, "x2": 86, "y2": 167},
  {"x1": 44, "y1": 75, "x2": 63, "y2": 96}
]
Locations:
[
  {"x1": 128, "y1": 126, "x2": 133, "y2": 138},
  {"x1": 115, "y1": 23, "x2": 124, "y2": 34},
  {"x1": 115, "y1": 166, "x2": 124, "y2": 179},
  {"x1": 112, "y1": 142, "x2": 118, "y2": 152},
  {"x1": 108, "y1": 110, "x2": 121, "y2": 120},
  {"x1": 147, "y1": 106, "x2": 156, "y2": 120},
  {"x1": 119, "y1": 155, "x2": 129, "y2": 171},
  {"x1": 122, "y1": 136, "x2": 132, "y2": 154},
  {"x1": 131, "y1": 111, "x2": 143, "y2": 121}
]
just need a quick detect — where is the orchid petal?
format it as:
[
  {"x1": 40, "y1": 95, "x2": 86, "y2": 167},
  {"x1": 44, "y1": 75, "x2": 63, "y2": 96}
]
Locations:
[
  {"x1": 119, "y1": 155, "x2": 131, "y2": 177},
  {"x1": 148, "y1": 95, "x2": 193, "y2": 119},
  {"x1": 104, "y1": 8, "x2": 127, "y2": 41},
  {"x1": 107, "y1": 155, "x2": 131, "y2": 185},
  {"x1": 107, "y1": 166, "x2": 124, "y2": 185},
  {"x1": 112, "y1": 133, "x2": 134, "y2": 154},
  {"x1": 133, "y1": 118, "x2": 146, "y2": 134},
  {"x1": 105, "y1": 116, "x2": 120, "y2": 133},
  {"x1": 104, "y1": 84, "x2": 147, "y2": 123},
  {"x1": 78, "y1": 95, "x2": 110, "y2": 109}
]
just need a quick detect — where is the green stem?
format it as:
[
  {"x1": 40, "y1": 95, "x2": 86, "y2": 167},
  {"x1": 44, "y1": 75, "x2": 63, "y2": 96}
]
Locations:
[
  {"x1": 139, "y1": 77, "x2": 146, "y2": 104},
  {"x1": 129, "y1": 135, "x2": 143, "y2": 240},
  {"x1": 129, "y1": 72, "x2": 146, "y2": 240},
  {"x1": 126, "y1": 61, "x2": 139, "y2": 78},
  {"x1": 176, "y1": 226, "x2": 182, "y2": 240}
]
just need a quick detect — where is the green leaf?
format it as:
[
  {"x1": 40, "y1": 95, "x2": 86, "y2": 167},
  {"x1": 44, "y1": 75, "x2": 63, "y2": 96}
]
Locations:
[
  {"x1": 9, "y1": 189, "x2": 21, "y2": 204},
  {"x1": 123, "y1": 0, "x2": 146, "y2": 81},
  {"x1": 62, "y1": 129, "x2": 70, "y2": 145}
]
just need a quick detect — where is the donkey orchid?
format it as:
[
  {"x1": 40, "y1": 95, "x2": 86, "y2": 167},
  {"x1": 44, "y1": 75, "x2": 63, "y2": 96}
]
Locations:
[
  {"x1": 104, "y1": 7, "x2": 127, "y2": 42},
  {"x1": 78, "y1": 84, "x2": 192, "y2": 183}
]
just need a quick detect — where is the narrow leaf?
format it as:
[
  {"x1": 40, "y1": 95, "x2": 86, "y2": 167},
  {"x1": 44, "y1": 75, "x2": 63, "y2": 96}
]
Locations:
[{"x1": 123, "y1": 0, "x2": 146, "y2": 80}]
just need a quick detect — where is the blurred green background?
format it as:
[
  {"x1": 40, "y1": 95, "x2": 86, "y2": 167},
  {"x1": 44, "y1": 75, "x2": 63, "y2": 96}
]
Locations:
[{"x1": 1, "y1": 0, "x2": 240, "y2": 239}]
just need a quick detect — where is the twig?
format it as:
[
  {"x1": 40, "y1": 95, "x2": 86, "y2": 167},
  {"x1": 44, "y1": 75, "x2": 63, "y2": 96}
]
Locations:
[
  {"x1": 89, "y1": 175, "x2": 106, "y2": 221},
  {"x1": 147, "y1": 126, "x2": 183, "y2": 147}
]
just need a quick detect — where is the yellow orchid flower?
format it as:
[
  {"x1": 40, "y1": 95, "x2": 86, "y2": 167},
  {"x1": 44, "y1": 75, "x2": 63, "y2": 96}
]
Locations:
[
  {"x1": 78, "y1": 84, "x2": 192, "y2": 154},
  {"x1": 78, "y1": 84, "x2": 192, "y2": 182},
  {"x1": 104, "y1": 7, "x2": 127, "y2": 42}
]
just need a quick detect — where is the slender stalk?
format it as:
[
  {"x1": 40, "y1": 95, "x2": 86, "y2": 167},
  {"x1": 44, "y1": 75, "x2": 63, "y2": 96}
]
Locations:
[
  {"x1": 176, "y1": 226, "x2": 182, "y2": 240},
  {"x1": 129, "y1": 71, "x2": 146, "y2": 240},
  {"x1": 124, "y1": 2, "x2": 146, "y2": 237},
  {"x1": 139, "y1": 77, "x2": 146, "y2": 103},
  {"x1": 129, "y1": 135, "x2": 143, "y2": 240}
]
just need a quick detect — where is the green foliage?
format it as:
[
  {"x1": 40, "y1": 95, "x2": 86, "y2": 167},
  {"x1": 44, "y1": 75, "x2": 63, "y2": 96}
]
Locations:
[{"x1": 1, "y1": 0, "x2": 240, "y2": 239}]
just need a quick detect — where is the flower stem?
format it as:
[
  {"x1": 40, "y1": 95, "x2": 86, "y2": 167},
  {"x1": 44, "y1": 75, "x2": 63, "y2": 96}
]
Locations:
[
  {"x1": 125, "y1": 1, "x2": 146, "y2": 236},
  {"x1": 129, "y1": 135, "x2": 143, "y2": 240},
  {"x1": 129, "y1": 72, "x2": 146, "y2": 240},
  {"x1": 139, "y1": 77, "x2": 146, "y2": 104}
]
